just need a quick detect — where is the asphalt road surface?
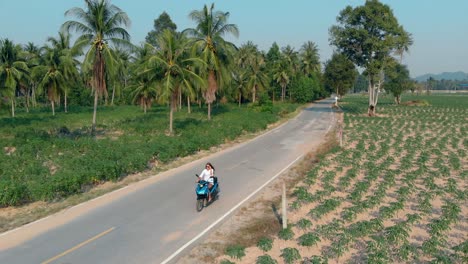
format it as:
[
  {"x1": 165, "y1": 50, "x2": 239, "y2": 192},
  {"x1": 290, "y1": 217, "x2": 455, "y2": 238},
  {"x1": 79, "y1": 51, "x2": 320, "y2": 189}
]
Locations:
[{"x1": 0, "y1": 98, "x2": 335, "y2": 264}]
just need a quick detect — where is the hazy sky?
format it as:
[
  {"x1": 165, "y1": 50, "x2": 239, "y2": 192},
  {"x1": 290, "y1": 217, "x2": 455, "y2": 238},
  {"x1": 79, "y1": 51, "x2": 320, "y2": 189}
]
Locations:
[{"x1": 1, "y1": 0, "x2": 467, "y2": 77}]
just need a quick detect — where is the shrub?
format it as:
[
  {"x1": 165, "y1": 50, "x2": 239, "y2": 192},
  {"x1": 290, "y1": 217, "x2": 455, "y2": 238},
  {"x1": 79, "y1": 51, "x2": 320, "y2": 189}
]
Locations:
[
  {"x1": 257, "y1": 237, "x2": 273, "y2": 252},
  {"x1": 278, "y1": 225, "x2": 295, "y2": 240},
  {"x1": 225, "y1": 244, "x2": 245, "y2": 260},
  {"x1": 281, "y1": 247, "x2": 301, "y2": 264},
  {"x1": 256, "y1": 255, "x2": 278, "y2": 264}
]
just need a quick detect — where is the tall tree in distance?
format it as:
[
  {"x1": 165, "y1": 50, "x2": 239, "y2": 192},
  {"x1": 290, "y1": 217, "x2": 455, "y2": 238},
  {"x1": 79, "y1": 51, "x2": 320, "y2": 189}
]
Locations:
[
  {"x1": 323, "y1": 53, "x2": 358, "y2": 98},
  {"x1": 384, "y1": 60, "x2": 413, "y2": 104},
  {"x1": 62, "y1": 0, "x2": 131, "y2": 133},
  {"x1": 0, "y1": 39, "x2": 29, "y2": 117},
  {"x1": 329, "y1": 0, "x2": 412, "y2": 116},
  {"x1": 145, "y1": 11, "x2": 177, "y2": 47},
  {"x1": 185, "y1": 3, "x2": 239, "y2": 120},
  {"x1": 299, "y1": 41, "x2": 321, "y2": 76}
]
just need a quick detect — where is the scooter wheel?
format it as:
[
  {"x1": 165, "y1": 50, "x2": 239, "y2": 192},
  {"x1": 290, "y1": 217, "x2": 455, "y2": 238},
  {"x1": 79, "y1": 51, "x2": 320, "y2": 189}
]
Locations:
[{"x1": 196, "y1": 199, "x2": 204, "y2": 212}]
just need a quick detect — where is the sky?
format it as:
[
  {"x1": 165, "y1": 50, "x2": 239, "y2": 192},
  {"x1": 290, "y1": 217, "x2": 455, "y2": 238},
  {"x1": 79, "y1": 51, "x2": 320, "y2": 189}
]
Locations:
[{"x1": 1, "y1": 0, "x2": 467, "y2": 77}]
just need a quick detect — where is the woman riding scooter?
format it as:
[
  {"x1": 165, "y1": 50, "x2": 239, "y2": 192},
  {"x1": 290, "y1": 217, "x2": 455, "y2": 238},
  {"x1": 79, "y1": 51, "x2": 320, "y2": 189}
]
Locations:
[{"x1": 198, "y1": 162, "x2": 215, "y2": 202}]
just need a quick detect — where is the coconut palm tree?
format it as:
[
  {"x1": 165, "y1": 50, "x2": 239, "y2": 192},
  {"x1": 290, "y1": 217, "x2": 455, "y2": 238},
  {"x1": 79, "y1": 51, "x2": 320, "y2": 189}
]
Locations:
[
  {"x1": 141, "y1": 30, "x2": 205, "y2": 134},
  {"x1": 0, "y1": 39, "x2": 29, "y2": 117},
  {"x1": 299, "y1": 41, "x2": 321, "y2": 76},
  {"x1": 23, "y1": 42, "x2": 41, "y2": 110},
  {"x1": 185, "y1": 3, "x2": 239, "y2": 120},
  {"x1": 238, "y1": 42, "x2": 268, "y2": 103},
  {"x1": 44, "y1": 31, "x2": 81, "y2": 113},
  {"x1": 273, "y1": 55, "x2": 292, "y2": 102},
  {"x1": 62, "y1": 0, "x2": 131, "y2": 133},
  {"x1": 394, "y1": 29, "x2": 413, "y2": 63},
  {"x1": 37, "y1": 45, "x2": 65, "y2": 116}
]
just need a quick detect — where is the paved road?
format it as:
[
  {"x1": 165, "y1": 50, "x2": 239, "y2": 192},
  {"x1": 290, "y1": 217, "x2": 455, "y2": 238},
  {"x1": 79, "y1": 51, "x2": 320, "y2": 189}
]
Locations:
[{"x1": 0, "y1": 99, "x2": 335, "y2": 264}]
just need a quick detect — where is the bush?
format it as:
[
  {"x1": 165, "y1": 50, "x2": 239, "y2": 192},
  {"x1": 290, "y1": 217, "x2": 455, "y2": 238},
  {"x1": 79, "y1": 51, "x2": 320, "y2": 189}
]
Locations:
[
  {"x1": 257, "y1": 237, "x2": 273, "y2": 252},
  {"x1": 281, "y1": 247, "x2": 301, "y2": 264},
  {"x1": 0, "y1": 180, "x2": 30, "y2": 206},
  {"x1": 256, "y1": 254, "x2": 278, "y2": 264},
  {"x1": 278, "y1": 225, "x2": 295, "y2": 240},
  {"x1": 225, "y1": 244, "x2": 246, "y2": 260}
]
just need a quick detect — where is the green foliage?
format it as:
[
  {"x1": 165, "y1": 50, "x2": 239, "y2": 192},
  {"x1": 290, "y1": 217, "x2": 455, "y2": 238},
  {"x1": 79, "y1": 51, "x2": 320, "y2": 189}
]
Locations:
[
  {"x1": 289, "y1": 74, "x2": 324, "y2": 103},
  {"x1": 278, "y1": 225, "x2": 295, "y2": 240},
  {"x1": 303, "y1": 256, "x2": 328, "y2": 264},
  {"x1": 280, "y1": 247, "x2": 301, "y2": 264},
  {"x1": 296, "y1": 218, "x2": 312, "y2": 230},
  {"x1": 220, "y1": 260, "x2": 235, "y2": 264},
  {"x1": 298, "y1": 232, "x2": 321, "y2": 247},
  {"x1": 257, "y1": 237, "x2": 273, "y2": 252},
  {"x1": 225, "y1": 244, "x2": 246, "y2": 260},
  {"x1": 323, "y1": 53, "x2": 358, "y2": 96},
  {"x1": 256, "y1": 255, "x2": 278, "y2": 264}
]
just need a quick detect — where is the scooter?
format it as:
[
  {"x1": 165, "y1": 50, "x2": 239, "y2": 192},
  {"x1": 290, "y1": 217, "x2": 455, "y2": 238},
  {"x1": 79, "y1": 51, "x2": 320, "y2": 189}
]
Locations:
[{"x1": 195, "y1": 174, "x2": 220, "y2": 212}]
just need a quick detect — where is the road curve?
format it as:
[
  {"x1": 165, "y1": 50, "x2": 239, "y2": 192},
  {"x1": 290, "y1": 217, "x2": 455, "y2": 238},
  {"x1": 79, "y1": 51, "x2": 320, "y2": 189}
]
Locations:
[{"x1": 0, "y1": 98, "x2": 335, "y2": 264}]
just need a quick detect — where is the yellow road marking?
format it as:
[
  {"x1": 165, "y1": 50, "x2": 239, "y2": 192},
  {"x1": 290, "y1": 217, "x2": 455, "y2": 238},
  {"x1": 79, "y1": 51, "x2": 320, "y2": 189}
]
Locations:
[{"x1": 41, "y1": 227, "x2": 115, "y2": 264}]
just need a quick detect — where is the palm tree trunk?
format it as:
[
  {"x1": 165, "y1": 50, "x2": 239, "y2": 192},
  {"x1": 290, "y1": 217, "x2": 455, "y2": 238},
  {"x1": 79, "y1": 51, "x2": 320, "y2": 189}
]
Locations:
[
  {"x1": 92, "y1": 89, "x2": 98, "y2": 133},
  {"x1": 178, "y1": 87, "x2": 182, "y2": 110},
  {"x1": 11, "y1": 99, "x2": 15, "y2": 117},
  {"x1": 207, "y1": 103, "x2": 211, "y2": 120},
  {"x1": 51, "y1": 100, "x2": 55, "y2": 116},
  {"x1": 187, "y1": 96, "x2": 191, "y2": 114},
  {"x1": 64, "y1": 91, "x2": 68, "y2": 113},
  {"x1": 111, "y1": 85, "x2": 115, "y2": 105},
  {"x1": 144, "y1": 101, "x2": 147, "y2": 114},
  {"x1": 238, "y1": 93, "x2": 241, "y2": 107},
  {"x1": 252, "y1": 85, "x2": 256, "y2": 103}
]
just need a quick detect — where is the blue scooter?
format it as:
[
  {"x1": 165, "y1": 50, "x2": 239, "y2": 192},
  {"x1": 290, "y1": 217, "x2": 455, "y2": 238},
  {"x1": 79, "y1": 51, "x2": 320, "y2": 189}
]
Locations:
[{"x1": 195, "y1": 174, "x2": 220, "y2": 212}]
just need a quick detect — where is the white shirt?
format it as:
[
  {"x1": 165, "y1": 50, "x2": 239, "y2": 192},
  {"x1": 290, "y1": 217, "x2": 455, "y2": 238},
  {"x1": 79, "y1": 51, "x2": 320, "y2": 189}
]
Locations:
[{"x1": 199, "y1": 168, "x2": 214, "y2": 182}]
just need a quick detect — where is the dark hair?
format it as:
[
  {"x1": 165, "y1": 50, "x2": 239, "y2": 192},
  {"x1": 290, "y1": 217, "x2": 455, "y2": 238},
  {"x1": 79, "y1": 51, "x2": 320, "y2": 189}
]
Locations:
[{"x1": 206, "y1": 162, "x2": 215, "y2": 171}]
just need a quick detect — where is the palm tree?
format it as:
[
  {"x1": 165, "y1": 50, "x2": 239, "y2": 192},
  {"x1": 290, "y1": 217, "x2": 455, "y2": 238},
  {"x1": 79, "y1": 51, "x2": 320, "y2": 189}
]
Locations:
[
  {"x1": 185, "y1": 3, "x2": 239, "y2": 120},
  {"x1": 142, "y1": 30, "x2": 205, "y2": 134},
  {"x1": 238, "y1": 42, "x2": 268, "y2": 103},
  {"x1": 0, "y1": 39, "x2": 29, "y2": 117},
  {"x1": 299, "y1": 41, "x2": 321, "y2": 76},
  {"x1": 44, "y1": 31, "x2": 81, "y2": 113},
  {"x1": 23, "y1": 42, "x2": 41, "y2": 111},
  {"x1": 273, "y1": 55, "x2": 291, "y2": 102},
  {"x1": 231, "y1": 70, "x2": 248, "y2": 107},
  {"x1": 394, "y1": 29, "x2": 413, "y2": 63},
  {"x1": 38, "y1": 45, "x2": 65, "y2": 115},
  {"x1": 62, "y1": 0, "x2": 131, "y2": 133}
]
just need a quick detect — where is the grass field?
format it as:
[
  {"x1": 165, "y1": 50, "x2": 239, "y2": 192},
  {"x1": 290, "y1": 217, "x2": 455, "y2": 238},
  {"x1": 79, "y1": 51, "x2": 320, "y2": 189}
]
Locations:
[{"x1": 218, "y1": 94, "x2": 467, "y2": 264}]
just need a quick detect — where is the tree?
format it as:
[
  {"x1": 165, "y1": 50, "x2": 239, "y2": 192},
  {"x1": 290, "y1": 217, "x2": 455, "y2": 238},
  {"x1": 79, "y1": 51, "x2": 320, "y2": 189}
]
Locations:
[
  {"x1": 62, "y1": 0, "x2": 132, "y2": 133},
  {"x1": 354, "y1": 74, "x2": 368, "y2": 93},
  {"x1": 142, "y1": 30, "x2": 205, "y2": 134},
  {"x1": 145, "y1": 11, "x2": 177, "y2": 47},
  {"x1": 384, "y1": 61, "x2": 413, "y2": 104},
  {"x1": 23, "y1": 42, "x2": 41, "y2": 111},
  {"x1": 273, "y1": 53, "x2": 293, "y2": 102},
  {"x1": 237, "y1": 42, "x2": 268, "y2": 103},
  {"x1": 0, "y1": 39, "x2": 29, "y2": 117},
  {"x1": 185, "y1": 3, "x2": 239, "y2": 120},
  {"x1": 299, "y1": 41, "x2": 321, "y2": 76},
  {"x1": 329, "y1": 0, "x2": 412, "y2": 116},
  {"x1": 41, "y1": 31, "x2": 81, "y2": 113},
  {"x1": 265, "y1": 42, "x2": 282, "y2": 101},
  {"x1": 323, "y1": 53, "x2": 358, "y2": 98}
]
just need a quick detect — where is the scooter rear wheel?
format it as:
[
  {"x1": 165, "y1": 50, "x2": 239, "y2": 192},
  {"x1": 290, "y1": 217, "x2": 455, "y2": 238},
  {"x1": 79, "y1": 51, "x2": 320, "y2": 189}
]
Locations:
[{"x1": 196, "y1": 199, "x2": 204, "y2": 212}]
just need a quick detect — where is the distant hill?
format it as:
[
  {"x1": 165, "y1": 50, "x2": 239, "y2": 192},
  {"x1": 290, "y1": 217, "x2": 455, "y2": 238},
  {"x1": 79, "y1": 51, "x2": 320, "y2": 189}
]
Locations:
[{"x1": 414, "y1": 71, "x2": 468, "y2": 82}]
